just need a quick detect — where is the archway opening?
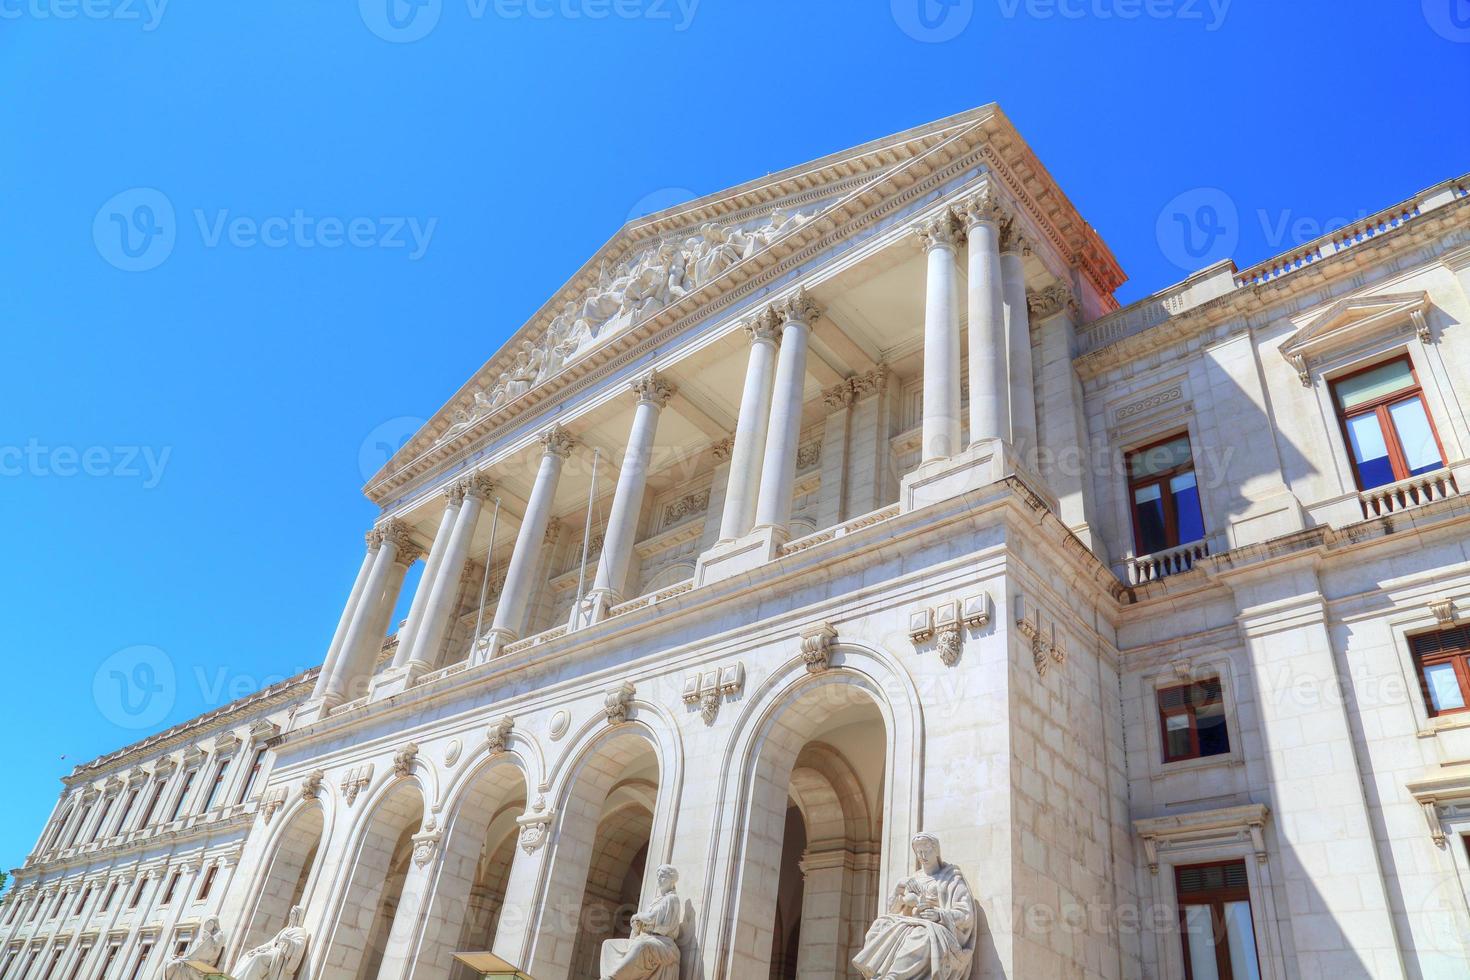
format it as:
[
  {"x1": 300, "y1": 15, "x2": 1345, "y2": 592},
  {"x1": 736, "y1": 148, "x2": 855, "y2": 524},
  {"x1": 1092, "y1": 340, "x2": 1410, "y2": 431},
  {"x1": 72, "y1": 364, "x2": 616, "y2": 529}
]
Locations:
[{"x1": 238, "y1": 802, "x2": 325, "y2": 956}]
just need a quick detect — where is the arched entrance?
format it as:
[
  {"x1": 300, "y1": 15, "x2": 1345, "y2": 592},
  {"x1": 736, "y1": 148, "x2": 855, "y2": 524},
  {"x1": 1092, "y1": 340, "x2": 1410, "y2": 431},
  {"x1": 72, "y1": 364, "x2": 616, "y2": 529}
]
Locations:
[
  {"x1": 408, "y1": 758, "x2": 528, "y2": 980},
  {"x1": 322, "y1": 781, "x2": 426, "y2": 980},
  {"x1": 237, "y1": 801, "x2": 325, "y2": 957}
]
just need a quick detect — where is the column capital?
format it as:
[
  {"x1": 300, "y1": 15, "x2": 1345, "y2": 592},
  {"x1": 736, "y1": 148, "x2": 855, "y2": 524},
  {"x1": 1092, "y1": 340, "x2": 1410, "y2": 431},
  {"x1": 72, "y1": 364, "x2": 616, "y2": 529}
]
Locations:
[
  {"x1": 464, "y1": 472, "x2": 496, "y2": 500},
  {"x1": 1027, "y1": 281, "x2": 1077, "y2": 320},
  {"x1": 954, "y1": 186, "x2": 1009, "y2": 229},
  {"x1": 632, "y1": 370, "x2": 676, "y2": 408},
  {"x1": 997, "y1": 214, "x2": 1030, "y2": 255},
  {"x1": 822, "y1": 379, "x2": 855, "y2": 410},
  {"x1": 913, "y1": 211, "x2": 961, "y2": 252},
  {"x1": 774, "y1": 286, "x2": 821, "y2": 327},
  {"x1": 376, "y1": 519, "x2": 422, "y2": 564},
  {"x1": 742, "y1": 308, "x2": 782, "y2": 346},
  {"x1": 710, "y1": 437, "x2": 735, "y2": 462},
  {"x1": 539, "y1": 424, "x2": 576, "y2": 459}
]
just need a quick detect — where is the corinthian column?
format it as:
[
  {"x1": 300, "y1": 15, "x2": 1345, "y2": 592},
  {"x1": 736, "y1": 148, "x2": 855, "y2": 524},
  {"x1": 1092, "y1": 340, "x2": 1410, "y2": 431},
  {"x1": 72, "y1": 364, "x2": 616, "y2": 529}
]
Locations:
[
  {"x1": 322, "y1": 520, "x2": 420, "y2": 706},
  {"x1": 583, "y1": 371, "x2": 674, "y2": 619},
  {"x1": 399, "y1": 474, "x2": 494, "y2": 672},
  {"x1": 957, "y1": 187, "x2": 1010, "y2": 446},
  {"x1": 716, "y1": 310, "x2": 781, "y2": 541},
  {"x1": 486, "y1": 426, "x2": 575, "y2": 653},
  {"x1": 915, "y1": 212, "x2": 962, "y2": 462},
  {"x1": 390, "y1": 488, "x2": 464, "y2": 669},
  {"x1": 1000, "y1": 217, "x2": 1038, "y2": 467},
  {"x1": 310, "y1": 533, "x2": 380, "y2": 701},
  {"x1": 753, "y1": 289, "x2": 820, "y2": 536}
]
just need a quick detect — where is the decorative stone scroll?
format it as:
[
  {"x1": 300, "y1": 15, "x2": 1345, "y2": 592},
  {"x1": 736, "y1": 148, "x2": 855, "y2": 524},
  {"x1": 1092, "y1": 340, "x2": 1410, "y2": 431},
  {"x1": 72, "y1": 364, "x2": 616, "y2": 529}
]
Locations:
[
  {"x1": 604, "y1": 682, "x2": 637, "y2": 725},
  {"x1": 411, "y1": 817, "x2": 441, "y2": 868},
  {"x1": 391, "y1": 743, "x2": 419, "y2": 777},
  {"x1": 800, "y1": 622, "x2": 838, "y2": 674},
  {"x1": 298, "y1": 771, "x2": 324, "y2": 802},
  {"x1": 261, "y1": 787, "x2": 288, "y2": 823},
  {"x1": 682, "y1": 663, "x2": 745, "y2": 725},
  {"x1": 1016, "y1": 596, "x2": 1065, "y2": 676},
  {"x1": 486, "y1": 716, "x2": 515, "y2": 755}
]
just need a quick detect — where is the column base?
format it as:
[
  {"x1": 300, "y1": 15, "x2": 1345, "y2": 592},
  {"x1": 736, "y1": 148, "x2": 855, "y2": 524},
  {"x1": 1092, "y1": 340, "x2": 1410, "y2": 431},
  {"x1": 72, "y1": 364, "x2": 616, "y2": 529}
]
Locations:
[
  {"x1": 567, "y1": 589, "x2": 617, "y2": 631},
  {"x1": 367, "y1": 661, "x2": 433, "y2": 700},
  {"x1": 290, "y1": 698, "x2": 336, "y2": 730},
  {"x1": 475, "y1": 627, "x2": 518, "y2": 662},
  {"x1": 899, "y1": 437, "x2": 1054, "y2": 514},
  {"x1": 694, "y1": 525, "x2": 788, "y2": 586}
]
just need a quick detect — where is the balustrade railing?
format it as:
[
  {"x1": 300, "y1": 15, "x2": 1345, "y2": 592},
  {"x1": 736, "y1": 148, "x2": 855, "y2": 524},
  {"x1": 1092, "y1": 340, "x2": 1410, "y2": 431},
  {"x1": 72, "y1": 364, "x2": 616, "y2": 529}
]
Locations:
[{"x1": 1359, "y1": 469, "x2": 1459, "y2": 519}]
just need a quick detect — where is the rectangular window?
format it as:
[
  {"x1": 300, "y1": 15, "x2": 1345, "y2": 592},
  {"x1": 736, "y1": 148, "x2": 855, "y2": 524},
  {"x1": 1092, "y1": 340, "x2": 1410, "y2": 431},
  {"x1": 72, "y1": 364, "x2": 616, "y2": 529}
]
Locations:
[
  {"x1": 65, "y1": 804, "x2": 93, "y2": 848},
  {"x1": 161, "y1": 872, "x2": 181, "y2": 906},
  {"x1": 196, "y1": 866, "x2": 218, "y2": 903},
  {"x1": 1412, "y1": 625, "x2": 1470, "y2": 717},
  {"x1": 1332, "y1": 356, "x2": 1445, "y2": 492},
  {"x1": 237, "y1": 748, "x2": 268, "y2": 804},
  {"x1": 1158, "y1": 677, "x2": 1231, "y2": 763},
  {"x1": 88, "y1": 795, "x2": 117, "y2": 843},
  {"x1": 1127, "y1": 434, "x2": 1206, "y2": 555},
  {"x1": 128, "y1": 878, "x2": 147, "y2": 910},
  {"x1": 199, "y1": 759, "x2": 230, "y2": 813},
  {"x1": 125, "y1": 943, "x2": 152, "y2": 980},
  {"x1": 39, "y1": 948, "x2": 64, "y2": 980},
  {"x1": 166, "y1": 770, "x2": 197, "y2": 824},
  {"x1": 115, "y1": 789, "x2": 139, "y2": 833},
  {"x1": 73, "y1": 887, "x2": 91, "y2": 917},
  {"x1": 49, "y1": 891, "x2": 66, "y2": 919},
  {"x1": 64, "y1": 946, "x2": 90, "y2": 980},
  {"x1": 100, "y1": 882, "x2": 118, "y2": 913},
  {"x1": 139, "y1": 780, "x2": 167, "y2": 828},
  {"x1": 1176, "y1": 860, "x2": 1261, "y2": 979},
  {"x1": 98, "y1": 944, "x2": 122, "y2": 979}
]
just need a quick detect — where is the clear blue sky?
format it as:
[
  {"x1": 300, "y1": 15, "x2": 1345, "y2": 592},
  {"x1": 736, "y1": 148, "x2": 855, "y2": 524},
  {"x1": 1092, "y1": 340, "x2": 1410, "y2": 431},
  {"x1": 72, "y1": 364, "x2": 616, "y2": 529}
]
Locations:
[{"x1": 2, "y1": 0, "x2": 1466, "y2": 876}]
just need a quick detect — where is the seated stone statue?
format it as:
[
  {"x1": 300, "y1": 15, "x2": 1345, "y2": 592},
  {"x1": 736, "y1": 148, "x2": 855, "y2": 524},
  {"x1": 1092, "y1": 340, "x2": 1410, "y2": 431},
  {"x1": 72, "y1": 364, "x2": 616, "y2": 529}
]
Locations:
[
  {"x1": 852, "y1": 833, "x2": 975, "y2": 980},
  {"x1": 231, "y1": 904, "x2": 310, "y2": 980},
  {"x1": 600, "y1": 864, "x2": 683, "y2": 980},
  {"x1": 163, "y1": 915, "x2": 226, "y2": 980}
]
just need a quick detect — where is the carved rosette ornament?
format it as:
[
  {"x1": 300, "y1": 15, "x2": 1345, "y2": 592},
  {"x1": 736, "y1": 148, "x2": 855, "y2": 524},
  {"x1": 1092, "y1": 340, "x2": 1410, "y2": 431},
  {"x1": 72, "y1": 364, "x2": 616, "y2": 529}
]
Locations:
[
  {"x1": 540, "y1": 424, "x2": 576, "y2": 460},
  {"x1": 775, "y1": 287, "x2": 822, "y2": 327},
  {"x1": 954, "y1": 185, "x2": 1008, "y2": 230},
  {"x1": 517, "y1": 797, "x2": 554, "y2": 853},
  {"x1": 392, "y1": 742, "x2": 419, "y2": 778},
  {"x1": 486, "y1": 716, "x2": 515, "y2": 755},
  {"x1": 914, "y1": 211, "x2": 960, "y2": 253},
  {"x1": 604, "y1": 682, "x2": 636, "y2": 725},
  {"x1": 1027, "y1": 281, "x2": 1077, "y2": 321},
  {"x1": 800, "y1": 622, "x2": 838, "y2": 674},
  {"x1": 633, "y1": 370, "x2": 676, "y2": 408}
]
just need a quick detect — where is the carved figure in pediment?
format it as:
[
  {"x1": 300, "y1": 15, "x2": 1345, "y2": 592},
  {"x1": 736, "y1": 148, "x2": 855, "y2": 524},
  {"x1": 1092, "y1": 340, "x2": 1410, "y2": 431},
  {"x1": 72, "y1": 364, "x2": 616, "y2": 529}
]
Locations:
[
  {"x1": 743, "y1": 207, "x2": 812, "y2": 258},
  {"x1": 540, "y1": 300, "x2": 581, "y2": 378},
  {"x1": 690, "y1": 222, "x2": 744, "y2": 287}
]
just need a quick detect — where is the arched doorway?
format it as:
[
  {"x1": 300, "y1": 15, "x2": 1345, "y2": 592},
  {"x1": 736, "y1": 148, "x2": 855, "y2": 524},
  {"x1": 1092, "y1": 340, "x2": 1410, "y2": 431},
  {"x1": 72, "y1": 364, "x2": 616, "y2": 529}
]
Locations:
[
  {"x1": 730, "y1": 680, "x2": 889, "y2": 980},
  {"x1": 237, "y1": 802, "x2": 325, "y2": 957},
  {"x1": 408, "y1": 758, "x2": 528, "y2": 980},
  {"x1": 323, "y1": 781, "x2": 425, "y2": 980},
  {"x1": 530, "y1": 730, "x2": 664, "y2": 980}
]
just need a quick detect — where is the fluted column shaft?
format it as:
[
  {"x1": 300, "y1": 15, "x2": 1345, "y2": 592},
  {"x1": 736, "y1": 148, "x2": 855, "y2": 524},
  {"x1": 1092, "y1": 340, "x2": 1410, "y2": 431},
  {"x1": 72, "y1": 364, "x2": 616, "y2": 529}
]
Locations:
[
  {"x1": 961, "y1": 191, "x2": 1010, "y2": 446},
  {"x1": 592, "y1": 372, "x2": 673, "y2": 602},
  {"x1": 916, "y1": 214, "x2": 962, "y2": 461},
  {"x1": 402, "y1": 476, "x2": 492, "y2": 670},
  {"x1": 390, "y1": 493, "x2": 463, "y2": 668},
  {"x1": 310, "y1": 538, "x2": 379, "y2": 700},
  {"x1": 754, "y1": 290, "x2": 820, "y2": 533},
  {"x1": 490, "y1": 426, "x2": 575, "y2": 644},
  {"x1": 717, "y1": 313, "x2": 781, "y2": 541},
  {"x1": 322, "y1": 522, "x2": 417, "y2": 705},
  {"x1": 1001, "y1": 241, "x2": 1038, "y2": 466}
]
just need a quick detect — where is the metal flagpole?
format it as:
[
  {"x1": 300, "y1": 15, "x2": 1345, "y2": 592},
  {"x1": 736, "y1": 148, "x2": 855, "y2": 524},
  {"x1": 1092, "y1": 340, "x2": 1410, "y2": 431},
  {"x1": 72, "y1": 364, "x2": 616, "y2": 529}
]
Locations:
[
  {"x1": 573, "y1": 448, "x2": 602, "y2": 616},
  {"x1": 472, "y1": 496, "x2": 502, "y2": 646}
]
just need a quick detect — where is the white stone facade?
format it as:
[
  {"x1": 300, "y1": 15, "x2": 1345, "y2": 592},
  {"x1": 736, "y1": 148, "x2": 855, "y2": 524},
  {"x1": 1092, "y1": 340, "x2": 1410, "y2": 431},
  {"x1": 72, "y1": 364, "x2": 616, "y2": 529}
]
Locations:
[{"x1": 8, "y1": 106, "x2": 1470, "y2": 980}]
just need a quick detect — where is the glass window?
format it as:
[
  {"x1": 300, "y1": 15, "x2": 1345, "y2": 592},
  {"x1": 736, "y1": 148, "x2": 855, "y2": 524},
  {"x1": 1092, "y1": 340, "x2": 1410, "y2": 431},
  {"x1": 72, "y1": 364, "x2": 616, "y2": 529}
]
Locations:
[
  {"x1": 1332, "y1": 357, "x2": 1445, "y2": 491},
  {"x1": 1158, "y1": 678, "x2": 1231, "y2": 763},
  {"x1": 1176, "y1": 861, "x2": 1261, "y2": 980},
  {"x1": 1412, "y1": 626, "x2": 1470, "y2": 718},
  {"x1": 1127, "y1": 434, "x2": 1207, "y2": 556}
]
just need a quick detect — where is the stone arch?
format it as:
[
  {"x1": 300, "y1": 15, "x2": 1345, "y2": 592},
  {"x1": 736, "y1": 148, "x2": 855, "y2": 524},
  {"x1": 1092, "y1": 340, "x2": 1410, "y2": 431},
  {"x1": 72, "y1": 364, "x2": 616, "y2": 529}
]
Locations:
[
  {"x1": 521, "y1": 720, "x2": 676, "y2": 980},
  {"x1": 317, "y1": 779, "x2": 427, "y2": 980},
  {"x1": 706, "y1": 648, "x2": 922, "y2": 980},
  {"x1": 402, "y1": 753, "x2": 531, "y2": 980},
  {"x1": 232, "y1": 799, "x2": 329, "y2": 965}
]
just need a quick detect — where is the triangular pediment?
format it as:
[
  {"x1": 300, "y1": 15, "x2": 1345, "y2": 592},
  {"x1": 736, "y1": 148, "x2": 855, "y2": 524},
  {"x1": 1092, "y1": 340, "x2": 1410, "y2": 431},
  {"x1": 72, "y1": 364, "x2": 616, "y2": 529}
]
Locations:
[
  {"x1": 366, "y1": 104, "x2": 1126, "y2": 501},
  {"x1": 1282, "y1": 291, "x2": 1430, "y2": 359}
]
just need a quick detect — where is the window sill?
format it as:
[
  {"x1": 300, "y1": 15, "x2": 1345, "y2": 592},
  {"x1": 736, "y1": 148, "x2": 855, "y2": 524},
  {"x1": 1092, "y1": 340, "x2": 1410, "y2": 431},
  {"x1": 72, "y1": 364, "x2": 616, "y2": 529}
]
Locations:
[
  {"x1": 1149, "y1": 750, "x2": 1242, "y2": 780},
  {"x1": 1417, "y1": 713, "x2": 1470, "y2": 738}
]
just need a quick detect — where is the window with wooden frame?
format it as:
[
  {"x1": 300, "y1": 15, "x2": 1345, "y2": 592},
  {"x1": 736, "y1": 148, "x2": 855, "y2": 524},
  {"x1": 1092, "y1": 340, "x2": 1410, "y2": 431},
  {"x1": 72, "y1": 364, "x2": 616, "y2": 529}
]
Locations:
[
  {"x1": 166, "y1": 769, "x2": 197, "y2": 824},
  {"x1": 1175, "y1": 860, "x2": 1262, "y2": 980},
  {"x1": 1331, "y1": 356, "x2": 1445, "y2": 492},
  {"x1": 1126, "y1": 433, "x2": 1206, "y2": 556},
  {"x1": 1157, "y1": 677, "x2": 1231, "y2": 763},
  {"x1": 196, "y1": 865, "x2": 218, "y2": 902},
  {"x1": 1412, "y1": 624, "x2": 1470, "y2": 717},
  {"x1": 236, "y1": 748, "x2": 268, "y2": 805}
]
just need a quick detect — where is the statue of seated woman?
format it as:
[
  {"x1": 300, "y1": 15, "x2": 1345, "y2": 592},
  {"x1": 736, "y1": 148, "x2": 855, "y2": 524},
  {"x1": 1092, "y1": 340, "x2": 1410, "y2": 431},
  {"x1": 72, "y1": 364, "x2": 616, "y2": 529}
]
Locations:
[
  {"x1": 852, "y1": 833, "x2": 975, "y2": 980},
  {"x1": 231, "y1": 905, "x2": 309, "y2": 980},
  {"x1": 600, "y1": 864, "x2": 683, "y2": 980},
  {"x1": 163, "y1": 915, "x2": 226, "y2": 980}
]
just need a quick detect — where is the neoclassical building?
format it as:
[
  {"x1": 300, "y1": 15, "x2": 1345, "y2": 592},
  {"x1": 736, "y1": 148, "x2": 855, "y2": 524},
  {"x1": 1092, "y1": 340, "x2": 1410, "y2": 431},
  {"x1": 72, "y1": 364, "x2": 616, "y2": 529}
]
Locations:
[{"x1": 7, "y1": 106, "x2": 1470, "y2": 980}]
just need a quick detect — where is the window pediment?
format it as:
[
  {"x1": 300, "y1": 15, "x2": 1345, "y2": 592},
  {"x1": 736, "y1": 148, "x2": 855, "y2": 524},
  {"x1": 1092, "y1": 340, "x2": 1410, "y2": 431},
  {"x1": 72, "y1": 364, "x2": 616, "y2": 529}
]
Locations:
[{"x1": 1280, "y1": 291, "x2": 1431, "y2": 386}]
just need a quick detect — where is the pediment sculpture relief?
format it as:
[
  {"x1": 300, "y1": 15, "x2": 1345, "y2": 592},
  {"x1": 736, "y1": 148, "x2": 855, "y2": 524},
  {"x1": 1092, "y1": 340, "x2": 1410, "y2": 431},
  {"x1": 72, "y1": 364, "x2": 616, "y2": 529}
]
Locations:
[
  {"x1": 853, "y1": 833, "x2": 975, "y2": 980},
  {"x1": 445, "y1": 207, "x2": 816, "y2": 438}
]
